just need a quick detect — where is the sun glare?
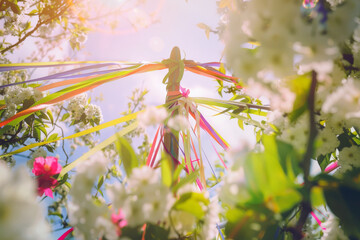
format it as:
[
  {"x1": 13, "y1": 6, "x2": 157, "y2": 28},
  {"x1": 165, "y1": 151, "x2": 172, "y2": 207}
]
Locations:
[{"x1": 69, "y1": 0, "x2": 165, "y2": 35}]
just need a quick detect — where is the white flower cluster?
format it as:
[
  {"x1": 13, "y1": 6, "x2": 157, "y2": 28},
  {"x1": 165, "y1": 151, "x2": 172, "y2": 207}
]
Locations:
[
  {"x1": 67, "y1": 93, "x2": 103, "y2": 125},
  {"x1": 107, "y1": 166, "x2": 175, "y2": 227},
  {"x1": 68, "y1": 153, "x2": 117, "y2": 240},
  {"x1": 321, "y1": 214, "x2": 348, "y2": 240},
  {"x1": 337, "y1": 146, "x2": 360, "y2": 174},
  {"x1": 226, "y1": 0, "x2": 346, "y2": 81},
  {"x1": 27, "y1": 147, "x2": 47, "y2": 169},
  {"x1": 200, "y1": 197, "x2": 221, "y2": 240},
  {"x1": 0, "y1": 162, "x2": 51, "y2": 240},
  {"x1": 168, "y1": 115, "x2": 190, "y2": 131},
  {"x1": 3, "y1": 85, "x2": 43, "y2": 118},
  {"x1": 224, "y1": 0, "x2": 360, "y2": 174},
  {"x1": 322, "y1": 78, "x2": 360, "y2": 123},
  {"x1": 137, "y1": 106, "x2": 168, "y2": 128}
]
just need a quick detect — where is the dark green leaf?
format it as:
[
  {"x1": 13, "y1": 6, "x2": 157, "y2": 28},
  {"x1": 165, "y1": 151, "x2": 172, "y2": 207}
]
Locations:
[
  {"x1": 324, "y1": 185, "x2": 360, "y2": 238},
  {"x1": 144, "y1": 223, "x2": 170, "y2": 240},
  {"x1": 317, "y1": 153, "x2": 332, "y2": 171}
]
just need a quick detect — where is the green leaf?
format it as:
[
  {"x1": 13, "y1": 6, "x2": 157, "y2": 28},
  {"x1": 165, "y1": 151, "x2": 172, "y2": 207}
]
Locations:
[
  {"x1": 286, "y1": 74, "x2": 311, "y2": 122},
  {"x1": 48, "y1": 211, "x2": 62, "y2": 218},
  {"x1": 121, "y1": 226, "x2": 143, "y2": 239},
  {"x1": 172, "y1": 170, "x2": 199, "y2": 193},
  {"x1": 47, "y1": 109, "x2": 54, "y2": 124},
  {"x1": 115, "y1": 136, "x2": 138, "y2": 176},
  {"x1": 47, "y1": 133, "x2": 58, "y2": 141},
  {"x1": 276, "y1": 140, "x2": 301, "y2": 179},
  {"x1": 324, "y1": 184, "x2": 360, "y2": 237},
  {"x1": 97, "y1": 175, "x2": 104, "y2": 191},
  {"x1": 45, "y1": 144, "x2": 54, "y2": 153},
  {"x1": 243, "y1": 135, "x2": 302, "y2": 212},
  {"x1": 317, "y1": 153, "x2": 332, "y2": 171},
  {"x1": 310, "y1": 186, "x2": 326, "y2": 207},
  {"x1": 161, "y1": 152, "x2": 172, "y2": 187},
  {"x1": 28, "y1": 9, "x2": 38, "y2": 16},
  {"x1": 144, "y1": 223, "x2": 170, "y2": 240},
  {"x1": 23, "y1": 21, "x2": 31, "y2": 31},
  {"x1": 38, "y1": 126, "x2": 47, "y2": 136},
  {"x1": 61, "y1": 113, "x2": 70, "y2": 121},
  {"x1": 238, "y1": 119, "x2": 244, "y2": 130},
  {"x1": 33, "y1": 127, "x2": 41, "y2": 140},
  {"x1": 337, "y1": 132, "x2": 353, "y2": 151},
  {"x1": 172, "y1": 164, "x2": 185, "y2": 182},
  {"x1": 255, "y1": 130, "x2": 261, "y2": 142},
  {"x1": 173, "y1": 192, "x2": 209, "y2": 219}
]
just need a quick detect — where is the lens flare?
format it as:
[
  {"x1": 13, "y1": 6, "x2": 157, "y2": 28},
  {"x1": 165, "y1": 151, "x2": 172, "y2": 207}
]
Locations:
[
  {"x1": 68, "y1": 0, "x2": 165, "y2": 36},
  {"x1": 303, "y1": 0, "x2": 319, "y2": 9}
]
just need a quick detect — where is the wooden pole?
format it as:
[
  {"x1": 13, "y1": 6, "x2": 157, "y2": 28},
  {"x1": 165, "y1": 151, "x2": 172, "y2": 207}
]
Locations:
[{"x1": 164, "y1": 46, "x2": 181, "y2": 170}]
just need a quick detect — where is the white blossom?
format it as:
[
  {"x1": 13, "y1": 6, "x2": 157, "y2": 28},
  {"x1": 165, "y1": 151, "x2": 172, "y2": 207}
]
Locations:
[
  {"x1": 168, "y1": 115, "x2": 190, "y2": 131},
  {"x1": 106, "y1": 166, "x2": 174, "y2": 227},
  {"x1": 125, "y1": 166, "x2": 174, "y2": 226},
  {"x1": 27, "y1": 147, "x2": 47, "y2": 169},
  {"x1": 200, "y1": 198, "x2": 221, "y2": 240},
  {"x1": 337, "y1": 145, "x2": 360, "y2": 174},
  {"x1": 67, "y1": 93, "x2": 88, "y2": 121},
  {"x1": 321, "y1": 214, "x2": 348, "y2": 240},
  {"x1": 68, "y1": 153, "x2": 116, "y2": 240},
  {"x1": 322, "y1": 78, "x2": 360, "y2": 121},
  {"x1": 316, "y1": 128, "x2": 340, "y2": 156},
  {"x1": 85, "y1": 104, "x2": 103, "y2": 122},
  {"x1": 0, "y1": 162, "x2": 51, "y2": 240},
  {"x1": 137, "y1": 106, "x2": 168, "y2": 128},
  {"x1": 4, "y1": 85, "x2": 42, "y2": 106}
]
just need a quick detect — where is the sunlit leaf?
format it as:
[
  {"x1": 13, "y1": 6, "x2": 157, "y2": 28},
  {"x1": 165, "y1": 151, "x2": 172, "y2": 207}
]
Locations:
[
  {"x1": 173, "y1": 192, "x2": 209, "y2": 219},
  {"x1": 115, "y1": 137, "x2": 138, "y2": 176},
  {"x1": 172, "y1": 170, "x2": 199, "y2": 193},
  {"x1": 197, "y1": 23, "x2": 211, "y2": 39},
  {"x1": 161, "y1": 152, "x2": 172, "y2": 187}
]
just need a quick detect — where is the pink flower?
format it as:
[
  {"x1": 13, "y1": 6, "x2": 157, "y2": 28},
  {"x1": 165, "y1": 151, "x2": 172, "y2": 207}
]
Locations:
[
  {"x1": 37, "y1": 176, "x2": 58, "y2": 198},
  {"x1": 111, "y1": 209, "x2": 127, "y2": 236},
  {"x1": 32, "y1": 156, "x2": 62, "y2": 177},
  {"x1": 32, "y1": 157, "x2": 62, "y2": 198},
  {"x1": 180, "y1": 86, "x2": 190, "y2": 98}
]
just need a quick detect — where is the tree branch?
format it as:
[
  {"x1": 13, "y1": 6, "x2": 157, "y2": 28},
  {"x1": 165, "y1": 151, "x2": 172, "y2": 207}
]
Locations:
[{"x1": 1, "y1": 2, "x2": 72, "y2": 55}]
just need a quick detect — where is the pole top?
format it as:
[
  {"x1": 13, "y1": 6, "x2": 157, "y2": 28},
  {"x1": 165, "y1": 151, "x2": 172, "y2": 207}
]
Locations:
[{"x1": 170, "y1": 46, "x2": 181, "y2": 61}]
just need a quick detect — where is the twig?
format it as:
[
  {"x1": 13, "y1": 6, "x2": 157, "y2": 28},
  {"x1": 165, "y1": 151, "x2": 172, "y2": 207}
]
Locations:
[
  {"x1": 288, "y1": 70, "x2": 318, "y2": 239},
  {"x1": 1, "y1": 2, "x2": 72, "y2": 54}
]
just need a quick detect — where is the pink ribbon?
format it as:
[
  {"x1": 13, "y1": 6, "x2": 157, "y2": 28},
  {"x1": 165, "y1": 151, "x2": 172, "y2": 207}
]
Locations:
[{"x1": 58, "y1": 227, "x2": 74, "y2": 240}]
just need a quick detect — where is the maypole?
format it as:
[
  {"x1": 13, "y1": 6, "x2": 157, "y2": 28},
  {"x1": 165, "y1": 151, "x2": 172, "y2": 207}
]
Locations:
[{"x1": 164, "y1": 46, "x2": 182, "y2": 171}]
